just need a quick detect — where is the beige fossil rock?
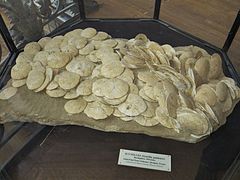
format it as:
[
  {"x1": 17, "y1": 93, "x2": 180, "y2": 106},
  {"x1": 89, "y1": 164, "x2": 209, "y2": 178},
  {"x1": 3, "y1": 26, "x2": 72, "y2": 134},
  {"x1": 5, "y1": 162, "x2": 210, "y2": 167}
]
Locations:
[
  {"x1": 0, "y1": 87, "x2": 17, "y2": 100},
  {"x1": 58, "y1": 71, "x2": 81, "y2": 90},
  {"x1": 64, "y1": 98, "x2": 87, "y2": 114}
]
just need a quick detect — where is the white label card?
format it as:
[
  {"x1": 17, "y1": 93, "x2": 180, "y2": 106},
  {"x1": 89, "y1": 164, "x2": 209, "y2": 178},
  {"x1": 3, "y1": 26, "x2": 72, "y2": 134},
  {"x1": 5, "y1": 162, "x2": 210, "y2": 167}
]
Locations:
[{"x1": 118, "y1": 149, "x2": 171, "y2": 172}]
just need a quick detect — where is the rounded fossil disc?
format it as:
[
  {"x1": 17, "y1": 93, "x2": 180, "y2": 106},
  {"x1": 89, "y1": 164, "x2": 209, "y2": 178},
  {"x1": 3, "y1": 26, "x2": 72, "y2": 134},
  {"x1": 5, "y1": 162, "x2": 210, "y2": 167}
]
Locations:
[
  {"x1": 64, "y1": 88, "x2": 80, "y2": 99},
  {"x1": 92, "y1": 78, "x2": 108, "y2": 97},
  {"x1": 81, "y1": 27, "x2": 97, "y2": 38},
  {"x1": 58, "y1": 71, "x2": 81, "y2": 90},
  {"x1": 33, "y1": 51, "x2": 49, "y2": 66},
  {"x1": 15, "y1": 52, "x2": 34, "y2": 64},
  {"x1": 76, "y1": 79, "x2": 93, "y2": 96},
  {"x1": 84, "y1": 101, "x2": 113, "y2": 120},
  {"x1": 26, "y1": 70, "x2": 45, "y2": 90},
  {"x1": 194, "y1": 85, "x2": 217, "y2": 106},
  {"x1": 92, "y1": 31, "x2": 109, "y2": 41},
  {"x1": 47, "y1": 52, "x2": 70, "y2": 69},
  {"x1": 64, "y1": 98, "x2": 87, "y2": 114},
  {"x1": 176, "y1": 107, "x2": 209, "y2": 135},
  {"x1": 142, "y1": 102, "x2": 157, "y2": 118},
  {"x1": 35, "y1": 67, "x2": 53, "y2": 92},
  {"x1": 155, "y1": 107, "x2": 178, "y2": 129},
  {"x1": 24, "y1": 42, "x2": 41, "y2": 55},
  {"x1": 0, "y1": 87, "x2": 17, "y2": 100},
  {"x1": 102, "y1": 78, "x2": 129, "y2": 99},
  {"x1": 66, "y1": 58, "x2": 95, "y2": 77},
  {"x1": 12, "y1": 79, "x2": 26, "y2": 88},
  {"x1": 79, "y1": 44, "x2": 94, "y2": 55},
  {"x1": 118, "y1": 94, "x2": 147, "y2": 116},
  {"x1": 101, "y1": 61, "x2": 125, "y2": 78},
  {"x1": 46, "y1": 87, "x2": 66, "y2": 98},
  {"x1": 216, "y1": 81, "x2": 228, "y2": 102},
  {"x1": 117, "y1": 68, "x2": 134, "y2": 84},
  {"x1": 134, "y1": 115, "x2": 159, "y2": 127},
  {"x1": 103, "y1": 94, "x2": 128, "y2": 106},
  {"x1": 11, "y1": 62, "x2": 32, "y2": 80}
]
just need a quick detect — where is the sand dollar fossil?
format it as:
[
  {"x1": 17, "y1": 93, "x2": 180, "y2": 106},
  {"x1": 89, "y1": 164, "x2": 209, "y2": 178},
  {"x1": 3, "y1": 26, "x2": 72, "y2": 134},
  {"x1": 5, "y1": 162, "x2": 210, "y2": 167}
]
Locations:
[
  {"x1": 114, "y1": 39, "x2": 127, "y2": 49},
  {"x1": 92, "y1": 78, "x2": 108, "y2": 97},
  {"x1": 92, "y1": 31, "x2": 109, "y2": 41},
  {"x1": 38, "y1": 37, "x2": 52, "y2": 48},
  {"x1": 16, "y1": 52, "x2": 34, "y2": 64},
  {"x1": 137, "y1": 71, "x2": 159, "y2": 84},
  {"x1": 30, "y1": 61, "x2": 45, "y2": 73},
  {"x1": 122, "y1": 55, "x2": 145, "y2": 68},
  {"x1": 0, "y1": 87, "x2": 17, "y2": 100},
  {"x1": 216, "y1": 81, "x2": 228, "y2": 102},
  {"x1": 79, "y1": 44, "x2": 94, "y2": 55},
  {"x1": 64, "y1": 98, "x2": 87, "y2": 114},
  {"x1": 194, "y1": 57, "x2": 210, "y2": 83},
  {"x1": 129, "y1": 83, "x2": 139, "y2": 95},
  {"x1": 87, "y1": 51, "x2": 101, "y2": 63},
  {"x1": 66, "y1": 58, "x2": 95, "y2": 77},
  {"x1": 195, "y1": 84, "x2": 217, "y2": 106},
  {"x1": 33, "y1": 51, "x2": 49, "y2": 66},
  {"x1": 208, "y1": 54, "x2": 223, "y2": 80},
  {"x1": 91, "y1": 65, "x2": 102, "y2": 78},
  {"x1": 12, "y1": 79, "x2": 26, "y2": 88},
  {"x1": 84, "y1": 101, "x2": 113, "y2": 120},
  {"x1": 83, "y1": 94, "x2": 98, "y2": 102},
  {"x1": 11, "y1": 62, "x2": 32, "y2": 80},
  {"x1": 143, "y1": 84, "x2": 156, "y2": 101},
  {"x1": 102, "y1": 79, "x2": 129, "y2": 99},
  {"x1": 26, "y1": 70, "x2": 45, "y2": 90},
  {"x1": 35, "y1": 67, "x2": 53, "y2": 92},
  {"x1": 46, "y1": 81, "x2": 59, "y2": 90},
  {"x1": 162, "y1": 44, "x2": 176, "y2": 59},
  {"x1": 46, "y1": 87, "x2": 66, "y2": 98},
  {"x1": 74, "y1": 38, "x2": 88, "y2": 49},
  {"x1": 101, "y1": 39, "x2": 118, "y2": 48},
  {"x1": 64, "y1": 29, "x2": 82, "y2": 38},
  {"x1": 81, "y1": 28, "x2": 97, "y2": 38},
  {"x1": 113, "y1": 108, "x2": 126, "y2": 117},
  {"x1": 139, "y1": 88, "x2": 156, "y2": 102},
  {"x1": 142, "y1": 102, "x2": 157, "y2": 118},
  {"x1": 58, "y1": 71, "x2": 81, "y2": 90},
  {"x1": 24, "y1": 42, "x2": 41, "y2": 55},
  {"x1": 117, "y1": 68, "x2": 134, "y2": 84},
  {"x1": 103, "y1": 94, "x2": 128, "y2": 106},
  {"x1": 155, "y1": 107, "x2": 178, "y2": 129},
  {"x1": 47, "y1": 52, "x2": 70, "y2": 69},
  {"x1": 101, "y1": 61, "x2": 125, "y2": 78},
  {"x1": 64, "y1": 88, "x2": 80, "y2": 99},
  {"x1": 60, "y1": 44, "x2": 78, "y2": 58},
  {"x1": 118, "y1": 94, "x2": 146, "y2": 116},
  {"x1": 176, "y1": 107, "x2": 209, "y2": 135},
  {"x1": 76, "y1": 79, "x2": 93, "y2": 96},
  {"x1": 98, "y1": 52, "x2": 120, "y2": 64},
  {"x1": 134, "y1": 115, "x2": 159, "y2": 127}
]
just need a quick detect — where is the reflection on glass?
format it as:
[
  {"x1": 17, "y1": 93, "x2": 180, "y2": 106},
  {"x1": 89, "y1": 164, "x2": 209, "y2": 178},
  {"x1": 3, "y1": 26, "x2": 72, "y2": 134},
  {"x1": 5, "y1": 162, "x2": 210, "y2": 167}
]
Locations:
[
  {"x1": 0, "y1": 0, "x2": 82, "y2": 46},
  {"x1": 0, "y1": 35, "x2": 9, "y2": 64},
  {"x1": 87, "y1": 0, "x2": 154, "y2": 18},
  {"x1": 0, "y1": 0, "x2": 154, "y2": 47}
]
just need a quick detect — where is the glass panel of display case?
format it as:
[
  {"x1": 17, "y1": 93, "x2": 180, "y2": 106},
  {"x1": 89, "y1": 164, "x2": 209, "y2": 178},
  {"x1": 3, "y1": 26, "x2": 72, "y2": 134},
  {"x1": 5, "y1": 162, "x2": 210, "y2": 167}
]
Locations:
[
  {"x1": 0, "y1": 0, "x2": 81, "y2": 48},
  {"x1": 0, "y1": 34, "x2": 9, "y2": 66},
  {"x1": 228, "y1": 30, "x2": 240, "y2": 74},
  {"x1": 86, "y1": 0, "x2": 155, "y2": 18}
]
